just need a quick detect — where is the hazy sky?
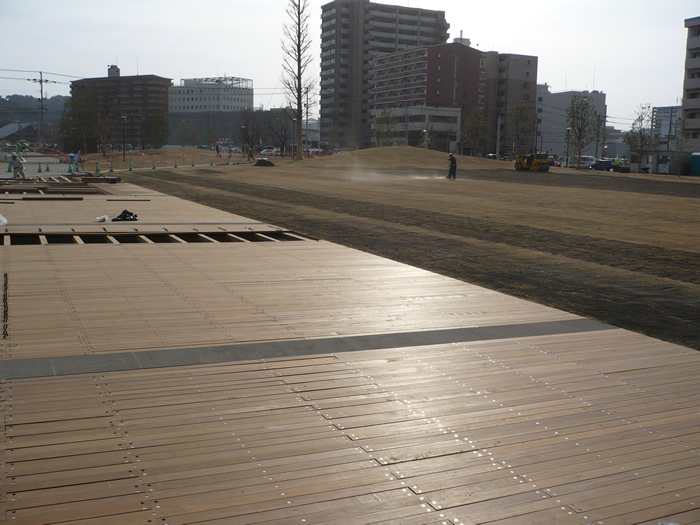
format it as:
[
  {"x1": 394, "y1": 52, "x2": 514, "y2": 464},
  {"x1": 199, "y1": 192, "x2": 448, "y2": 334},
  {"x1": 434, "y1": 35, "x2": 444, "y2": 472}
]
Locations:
[{"x1": 2, "y1": 0, "x2": 697, "y2": 130}]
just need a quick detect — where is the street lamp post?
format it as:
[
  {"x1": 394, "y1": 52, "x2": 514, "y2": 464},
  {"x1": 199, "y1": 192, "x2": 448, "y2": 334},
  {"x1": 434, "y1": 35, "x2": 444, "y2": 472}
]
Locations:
[
  {"x1": 121, "y1": 116, "x2": 127, "y2": 162},
  {"x1": 423, "y1": 129, "x2": 427, "y2": 150},
  {"x1": 292, "y1": 119, "x2": 296, "y2": 159},
  {"x1": 565, "y1": 127, "x2": 571, "y2": 168}
]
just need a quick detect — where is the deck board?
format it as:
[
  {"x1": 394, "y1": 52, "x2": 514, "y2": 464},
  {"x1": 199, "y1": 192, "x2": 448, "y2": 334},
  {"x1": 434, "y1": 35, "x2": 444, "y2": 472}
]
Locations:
[{"x1": 1, "y1": 187, "x2": 699, "y2": 523}]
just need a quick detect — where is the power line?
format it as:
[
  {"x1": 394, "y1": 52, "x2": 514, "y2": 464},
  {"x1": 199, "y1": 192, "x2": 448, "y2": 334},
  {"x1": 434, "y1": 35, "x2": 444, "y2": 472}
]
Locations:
[
  {"x1": 0, "y1": 69, "x2": 82, "y2": 79},
  {"x1": 0, "y1": 75, "x2": 70, "y2": 85}
]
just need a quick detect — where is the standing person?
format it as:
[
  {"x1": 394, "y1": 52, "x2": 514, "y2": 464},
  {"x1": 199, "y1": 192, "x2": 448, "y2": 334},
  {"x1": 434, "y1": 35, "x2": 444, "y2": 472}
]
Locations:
[
  {"x1": 447, "y1": 152, "x2": 457, "y2": 180},
  {"x1": 10, "y1": 152, "x2": 26, "y2": 180},
  {"x1": 75, "y1": 151, "x2": 85, "y2": 172}
]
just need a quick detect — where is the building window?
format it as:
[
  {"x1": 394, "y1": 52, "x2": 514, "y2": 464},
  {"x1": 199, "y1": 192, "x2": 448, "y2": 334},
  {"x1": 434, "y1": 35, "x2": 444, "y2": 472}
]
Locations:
[
  {"x1": 537, "y1": 96, "x2": 543, "y2": 102},
  {"x1": 523, "y1": 94, "x2": 530, "y2": 100},
  {"x1": 524, "y1": 82, "x2": 530, "y2": 88},
  {"x1": 525, "y1": 71, "x2": 531, "y2": 77}
]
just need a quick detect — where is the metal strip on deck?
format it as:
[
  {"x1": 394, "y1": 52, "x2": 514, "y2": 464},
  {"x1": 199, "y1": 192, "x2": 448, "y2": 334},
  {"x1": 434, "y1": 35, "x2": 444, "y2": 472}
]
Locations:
[{"x1": 0, "y1": 318, "x2": 613, "y2": 379}]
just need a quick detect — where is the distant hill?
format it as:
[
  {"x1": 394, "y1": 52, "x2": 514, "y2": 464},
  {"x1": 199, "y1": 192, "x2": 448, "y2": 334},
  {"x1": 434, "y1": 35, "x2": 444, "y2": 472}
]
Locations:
[{"x1": 0, "y1": 94, "x2": 68, "y2": 126}]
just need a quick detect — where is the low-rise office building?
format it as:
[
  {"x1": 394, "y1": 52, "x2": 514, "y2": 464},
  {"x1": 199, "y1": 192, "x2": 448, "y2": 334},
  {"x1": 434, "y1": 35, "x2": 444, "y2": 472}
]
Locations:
[{"x1": 169, "y1": 77, "x2": 253, "y2": 113}]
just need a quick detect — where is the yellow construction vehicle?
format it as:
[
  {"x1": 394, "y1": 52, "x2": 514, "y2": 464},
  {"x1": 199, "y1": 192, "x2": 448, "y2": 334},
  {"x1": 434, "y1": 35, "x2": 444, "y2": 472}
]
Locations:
[{"x1": 514, "y1": 153, "x2": 550, "y2": 172}]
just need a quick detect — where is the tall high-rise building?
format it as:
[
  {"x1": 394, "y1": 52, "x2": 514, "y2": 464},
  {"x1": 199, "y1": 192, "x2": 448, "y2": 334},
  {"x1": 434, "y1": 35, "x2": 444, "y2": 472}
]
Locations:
[
  {"x1": 682, "y1": 16, "x2": 700, "y2": 151},
  {"x1": 320, "y1": 0, "x2": 449, "y2": 149},
  {"x1": 483, "y1": 52, "x2": 538, "y2": 158},
  {"x1": 652, "y1": 106, "x2": 682, "y2": 151}
]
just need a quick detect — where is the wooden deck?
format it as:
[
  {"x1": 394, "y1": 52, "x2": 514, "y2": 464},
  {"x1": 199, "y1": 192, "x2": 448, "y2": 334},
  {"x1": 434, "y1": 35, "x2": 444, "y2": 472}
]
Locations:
[{"x1": 1, "y1": 184, "x2": 699, "y2": 524}]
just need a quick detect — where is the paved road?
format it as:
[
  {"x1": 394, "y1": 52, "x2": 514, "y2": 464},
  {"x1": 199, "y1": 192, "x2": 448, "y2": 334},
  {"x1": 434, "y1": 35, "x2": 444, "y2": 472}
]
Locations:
[{"x1": 1, "y1": 152, "x2": 77, "y2": 179}]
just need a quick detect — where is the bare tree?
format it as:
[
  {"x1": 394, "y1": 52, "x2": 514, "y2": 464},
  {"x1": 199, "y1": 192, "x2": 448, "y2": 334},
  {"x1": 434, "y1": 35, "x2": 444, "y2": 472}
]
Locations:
[
  {"x1": 566, "y1": 95, "x2": 599, "y2": 167},
  {"x1": 61, "y1": 90, "x2": 93, "y2": 153},
  {"x1": 281, "y1": 0, "x2": 313, "y2": 161},
  {"x1": 266, "y1": 110, "x2": 293, "y2": 155},
  {"x1": 624, "y1": 104, "x2": 657, "y2": 173},
  {"x1": 674, "y1": 113, "x2": 687, "y2": 153},
  {"x1": 461, "y1": 107, "x2": 488, "y2": 156},
  {"x1": 240, "y1": 110, "x2": 266, "y2": 155},
  {"x1": 509, "y1": 102, "x2": 535, "y2": 155},
  {"x1": 594, "y1": 113, "x2": 605, "y2": 158},
  {"x1": 373, "y1": 107, "x2": 397, "y2": 147},
  {"x1": 67, "y1": 83, "x2": 120, "y2": 156}
]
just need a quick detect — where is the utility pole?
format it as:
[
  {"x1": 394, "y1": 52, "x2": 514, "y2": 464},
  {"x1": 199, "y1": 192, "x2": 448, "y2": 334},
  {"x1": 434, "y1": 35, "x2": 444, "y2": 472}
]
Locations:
[
  {"x1": 29, "y1": 72, "x2": 52, "y2": 146},
  {"x1": 496, "y1": 114, "x2": 502, "y2": 157},
  {"x1": 404, "y1": 103, "x2": 408, "y2": 145},
  {"x1": 602, "y1": 112, "x2": 607, "y2": 158},
  {"x1": 305, "y1": 87, "x2": 309, "y2": 154}
]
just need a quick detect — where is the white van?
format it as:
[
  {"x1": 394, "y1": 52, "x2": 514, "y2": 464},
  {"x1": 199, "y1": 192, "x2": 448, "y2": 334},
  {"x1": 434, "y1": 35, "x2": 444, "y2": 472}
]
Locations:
[
  {"x1": 578, "y1": 156, "x2": 597, "y2": 168},
  {"x1": 562, "y1": 155, "x2": 597, "y2": 168}
]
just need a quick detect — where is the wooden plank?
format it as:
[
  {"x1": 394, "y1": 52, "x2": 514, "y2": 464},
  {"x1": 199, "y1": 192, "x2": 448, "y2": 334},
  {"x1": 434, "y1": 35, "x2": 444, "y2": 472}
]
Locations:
[
  {"x1": 4, "y1": 494, "x2": 152, "y2": 524},
  {"x1": 162, "y1": 489, "x2": 412, "y2": 525}
]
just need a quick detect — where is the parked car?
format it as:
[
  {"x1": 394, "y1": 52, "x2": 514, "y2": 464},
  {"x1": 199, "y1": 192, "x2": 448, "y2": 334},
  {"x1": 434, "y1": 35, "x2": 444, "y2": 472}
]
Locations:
[
  {"x1": 558, "y1": 155, "x2": 597, "y2": 168},
  {"x1": 590, "y1": 159, "x2": 631, "y2": 173},
  {"x1": 485, "y1": 153, "x2": 498, "y2": 160},
  {"x1": 590, "y1": 159, "x2": 619, "y2": 171}
]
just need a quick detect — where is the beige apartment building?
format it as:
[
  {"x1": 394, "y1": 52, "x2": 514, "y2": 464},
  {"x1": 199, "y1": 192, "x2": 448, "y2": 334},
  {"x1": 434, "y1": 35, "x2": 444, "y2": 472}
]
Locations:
[{"x1": 682, "y1": 16, "x2": 700, "y2": 151}]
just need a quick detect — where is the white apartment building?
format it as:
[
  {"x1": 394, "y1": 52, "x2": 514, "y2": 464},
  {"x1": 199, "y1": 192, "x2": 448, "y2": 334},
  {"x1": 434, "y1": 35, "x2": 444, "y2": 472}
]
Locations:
[
  {"x1": 169, "y1": 77, "x2": 254, "y2": 113},
  {"x1": 682, "y1": 16, "x2": 700, "y2": 151},
  {"x1": 652, "y1": 106, "x2": 682, "y2": 150},
  {"x1": 536, "y1": 84, "x2": 606, "y2": 158}
]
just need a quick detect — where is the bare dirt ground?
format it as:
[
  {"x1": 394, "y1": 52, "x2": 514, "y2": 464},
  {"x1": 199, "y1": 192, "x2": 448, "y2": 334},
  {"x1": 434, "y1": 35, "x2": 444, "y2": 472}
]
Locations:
[{"x1": 117, "y1": 147, "x2": 700, "y2": 350}]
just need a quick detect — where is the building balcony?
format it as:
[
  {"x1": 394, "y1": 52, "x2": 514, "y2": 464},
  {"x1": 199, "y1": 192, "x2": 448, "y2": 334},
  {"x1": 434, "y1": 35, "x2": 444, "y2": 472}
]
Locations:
[
  {"x1": 687, "y1": 34, "x2": 700, "y2": 50},
  {"x1": 368, "y1": 20, "x2": 397, "y2": 30},
  {"x1": 684, "y1": 77, "x2": 700, "y2": 90},
  {"x1": 683, "y1": 97, "x2": 700, "y2": 110},
  {"x1": 685, "y1": 57, "x2": 700, "y2": 70},
  {"x1": 685, "y1": 114, "x2": 700, "y2": 130}
]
